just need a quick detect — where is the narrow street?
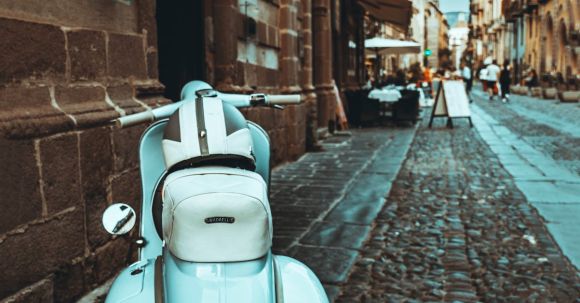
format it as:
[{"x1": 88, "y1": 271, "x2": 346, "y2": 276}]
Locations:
[{"x1": 266, "y1": 91, "x2": 580, "y2": 302}]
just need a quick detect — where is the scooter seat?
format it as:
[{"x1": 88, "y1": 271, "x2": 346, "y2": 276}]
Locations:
[{"x1": 162, "y1": 167, "x2": 272, "y2": 262}]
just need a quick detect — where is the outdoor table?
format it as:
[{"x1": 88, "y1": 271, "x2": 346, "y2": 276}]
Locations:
[
  {"x1": 368, "y1": 87, "x2": 402, "y2": 118},
  {"x1": 368, "y1": 87, "x2": 402, "y2": 103}
]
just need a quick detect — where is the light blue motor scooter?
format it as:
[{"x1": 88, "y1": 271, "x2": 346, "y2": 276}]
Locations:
[{"x1": 101, "y1": 81, "x2": 329, "y2": 303}]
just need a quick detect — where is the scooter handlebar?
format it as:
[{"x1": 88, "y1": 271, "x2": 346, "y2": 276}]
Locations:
[
  {"x1": 114, "y1": 92, "x2": 301, "y2": 128},
  {"x1": 116, "y1": 110, "x2": 155, "y2": 128},
  {"x1": 266, "y1": 94, "x2": 301, "y2": 105},
  {"x1": 115, "y1": 102, "x2": 183, "y2": 128}
]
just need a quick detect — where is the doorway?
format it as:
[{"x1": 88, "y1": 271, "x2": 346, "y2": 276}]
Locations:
[{"x1": 156, "y1": 0, "x2": 205, "y2": 101}]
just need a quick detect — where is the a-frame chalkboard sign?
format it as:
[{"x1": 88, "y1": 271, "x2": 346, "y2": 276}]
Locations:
[{"x1": 428, "y1": 80, "x2": 473, "y2": 128}]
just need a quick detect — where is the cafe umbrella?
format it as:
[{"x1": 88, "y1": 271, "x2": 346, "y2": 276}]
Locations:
[{"x1": 364, "y1": 37, "x2": 421, "y2": 86}]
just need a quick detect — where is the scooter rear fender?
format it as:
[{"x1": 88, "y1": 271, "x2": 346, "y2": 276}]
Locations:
[{"x1": 105, "y1": 253, "x2": 328, "y2": 303}]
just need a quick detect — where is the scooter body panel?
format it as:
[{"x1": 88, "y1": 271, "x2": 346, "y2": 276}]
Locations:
[
  {"x1": 139, "y1": 121, "x2": 167, "y2": 260},
  {"x1": 105, "y1": 259, "x2": 155, "y2": 303},
  {"x1": 105, "y1": 254, "x2": 329, "y2": 303},
  {"x1": 275, "y1": 256, "x2": 329, "y2": 303},
  {"x1": 164, "y1": 251, "x2": 275, "y2": 303}
]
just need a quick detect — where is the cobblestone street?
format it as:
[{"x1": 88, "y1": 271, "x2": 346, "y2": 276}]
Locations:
[
  {"x1": 333, "y1": 115, "x2": 580, "y2": 302},
  {"x1": 268, "y1": 126, "x2": 417, "y2": 300},
  {"x1": 472, "y1": 88, "x2": 580, "y2": 175}
]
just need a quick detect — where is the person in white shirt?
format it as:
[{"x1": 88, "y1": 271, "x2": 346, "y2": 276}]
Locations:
[
  {"x1": 462, "y1": 63, "x2": 472, "y2": 102},
  {"x1": 486, "y1": 60, "x2": 501, "y2": 101}
]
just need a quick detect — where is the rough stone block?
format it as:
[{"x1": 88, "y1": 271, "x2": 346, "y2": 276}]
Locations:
[
  {"x1": 108, "y1": 33, "x2": 147, "y2": 79},
  {"x1": 137, "y1": 0, "x2": 158, "y2": 47},
  {"x1": 510, "y1": 85, "x2": 521, "y2": 94},
  {"x1": 112, "y1": 125, "x2": 146, "y2": 173},
  {"x1": 0, "y1": 85, "x2": 75, "y2": 137},
  {"x1": 241, "y1": 107, "x2": 260, "y2": 123},
  {"x1": 543, "y1": 87, "x2": 558, "y2": 99},
  {"x1": 235, "y1": 61, "x2": 245, "y2": 87},
  {"x1": 0, "y1": 278, "x2": 53, "y2": 303},
  {"x1": 265, "y1": 68, "x2": 279, "y2": 87},
  {"x1": 0, "y1": 138, "x2": 42, "y2": 234},
  {"x1": 107, "y1": 84, "x2": 143, "y2": 115},
  {"x1": 0, "y1": 86, "x2": 61, "y2": 122},
  {"x1": 94, "y1": 238, "x2": 132, "y2": 285},
  {"x1": 0, "y1": 210, "x2": 84, "y2": 299},
  {"x1": 531, "y1": 87, "x2": 542, "y2": 97},
  {"x1": 0, "y1": 115, "x2": 75, "y2": 140},
  {"x1": 280, "y1": 32, "x2": 297, "y2": 54},
  {"x1": 84, "y1": 190, "x2": 110, "y2": 250},
  {"x1": 0, "y1": 17, "x2": 66, "y2": 83},
  {"x1": 146, "y1": 50, "x2": 159, "y2": 80},
  {"x1": 53, "y1": 259, "x2": 89, "y2": 303},
  {"x1": 268, "y1": 25, "x2": 279, "y2": 48},
  {"x1": 256, "y1": 65, "x2": 268, "y2": 86},
  {"x1": 246, "y1": 63, "x2": 259, "y2": 88},
  {"x1": 111, "y1": 169, "x2": 142, "y2": 215},
  {"x1": 258, "y1": 107, "x2": 276, "y2": 130},
  {"x1": 39, "y1": 133, "x2": 82, "y2": 214},
  {"x1": 79, "y1": 126, "x2": 113, "y2": 248},
  {"x1": 67, "y1": 30, "x2": 107, "y2": 81},
  {"x1": 55, "y1": 85, "x2": 118, "y2": 127},
  {"x1": 236, "y1": 13, "x2": 246, "y2": 39},
  {"x1": 134, "y1": 81, "x2": 170, "y2": 107},
  {"x1": 257, "y1": 21, "x2": 268, "y2": 45},
  {"x1": 560, "y1": 91, "x2": 579, "y2": 103}
]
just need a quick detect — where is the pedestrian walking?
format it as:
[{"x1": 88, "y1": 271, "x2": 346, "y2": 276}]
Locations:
[
  {"x1": 486, "y1": 60, "x2": 501, "y2": 101},
  {"x1": 462, "y1": 63, "x2": 473, "y2": 102},
  {"x1": 499, "y1": 60, "x2": 511, "y2": 103},
  {"x1": 479, "y1": 64, "x2": 488, "y2": 91}
]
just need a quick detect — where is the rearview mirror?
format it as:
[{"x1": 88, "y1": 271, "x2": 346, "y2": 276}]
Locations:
[{"x1": 102, "y1": 203, "x2": 136, "y2": 235}]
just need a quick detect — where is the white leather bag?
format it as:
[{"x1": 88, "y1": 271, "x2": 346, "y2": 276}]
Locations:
[{"x1": 162, "y1": 167, "x2": 272, "y2": 262}]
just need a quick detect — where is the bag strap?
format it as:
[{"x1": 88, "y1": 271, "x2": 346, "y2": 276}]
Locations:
[{"x1": 155, "y1": 255, "x2": 165, "y2": 303}]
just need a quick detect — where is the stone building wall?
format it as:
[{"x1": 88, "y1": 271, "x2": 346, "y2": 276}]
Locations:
[
  {"x1": 531, "y1": 0, "x2": 578, "y2": 78},
  {"x1": 425, "y1": 3, "x2": 443, "y2": 68},
  {"x1": 205, "y1": 0, "x2": 309, "y2": 164},
  {"x1": 0, "y1": 1, "x2": 165, "y2": 301},
  {"x1": 473, "y1": 0, "x2": 578, "y2": 83}
]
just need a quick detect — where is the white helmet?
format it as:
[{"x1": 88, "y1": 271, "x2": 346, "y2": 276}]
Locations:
[{"x1": 161, "y1": 97, "x2": 255, "y2": 171}]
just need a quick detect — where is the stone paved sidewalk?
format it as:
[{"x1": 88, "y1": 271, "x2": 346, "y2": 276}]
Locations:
[
  {"x1": 336, "y1": 117, "x2": 580, "y2": 302},
  {"x1": 471, "y1": 103, "x2": 580, "y2": 269},
  {"x1": 269, "y1": 126, "x2": 417, "y2": 301},
  {"x1": 472, "y1": 88, "x2": 580, "y2": 175}
]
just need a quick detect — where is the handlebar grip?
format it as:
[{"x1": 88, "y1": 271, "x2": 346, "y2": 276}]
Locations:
[
  {"x1": 116, "y1": 110, "x2": 155, "y2": 128},
  {"x1": 267, "y1": 94, "x2": 302, "y2": 105}
]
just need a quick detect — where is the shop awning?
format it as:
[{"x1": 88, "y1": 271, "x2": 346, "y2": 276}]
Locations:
[
  {"x1": 364, "y1": 37, "x2": 421, "y2": 55},
  {"x1": 358, "y1": 0, "x2": 412, "y2": 31}
]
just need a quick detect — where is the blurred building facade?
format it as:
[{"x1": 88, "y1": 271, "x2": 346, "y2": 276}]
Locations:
[
  {"x1": 425, "y1": 1, "x2": 451, "y2": 69},
  {"x1": 447, "y1": 12, "x2": 470, "y2": 69},
  {"x1": 364, "y1": 0, "x2": 450, "y2": 76},
  {"x1": 469, "y1": 0, "x2": 578, "y2": 87}
]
